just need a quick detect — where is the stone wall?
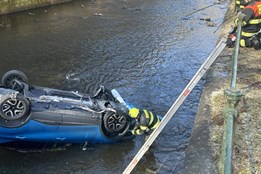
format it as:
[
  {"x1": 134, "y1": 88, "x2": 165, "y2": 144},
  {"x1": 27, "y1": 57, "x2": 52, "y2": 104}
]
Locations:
[{"x1": 0, "y1": 0, "x2": 72, "y2": 15}]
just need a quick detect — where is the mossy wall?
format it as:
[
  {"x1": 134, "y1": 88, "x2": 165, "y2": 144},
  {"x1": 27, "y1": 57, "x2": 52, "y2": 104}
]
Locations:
[{"x1": 0, "y1": 0, "x2": 72, "y2": 15}]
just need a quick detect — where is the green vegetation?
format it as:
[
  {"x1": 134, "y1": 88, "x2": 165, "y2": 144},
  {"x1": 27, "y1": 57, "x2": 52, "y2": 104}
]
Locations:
[{"x1": 209, "y1": 2, "x2": 261, "y2": 172}]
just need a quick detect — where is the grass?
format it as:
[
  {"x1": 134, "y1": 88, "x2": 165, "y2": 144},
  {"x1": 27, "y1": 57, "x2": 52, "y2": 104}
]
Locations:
[{"x1": 208, "y1": 2, "x2": 261, "y2": 172}]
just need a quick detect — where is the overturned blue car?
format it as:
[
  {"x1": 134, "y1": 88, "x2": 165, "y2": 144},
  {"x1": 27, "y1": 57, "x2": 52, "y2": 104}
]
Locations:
[{"x1": 0, "y1": 70, "x2": 137, "y2": 145}]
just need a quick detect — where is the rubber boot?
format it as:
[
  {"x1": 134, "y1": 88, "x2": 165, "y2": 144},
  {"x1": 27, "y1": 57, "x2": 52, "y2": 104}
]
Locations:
[
  {"x1": 257, "y1": 37, "x2": 261, "y2": 50},
  {"x1": 251, "y1": 36, "x2": 261, "y2": 50}
]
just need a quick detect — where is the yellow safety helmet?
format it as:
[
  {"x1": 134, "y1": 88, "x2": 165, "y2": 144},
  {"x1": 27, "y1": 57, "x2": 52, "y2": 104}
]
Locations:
[{"x1": 129, "y1": 108, "x2": 140, "y2": 118}]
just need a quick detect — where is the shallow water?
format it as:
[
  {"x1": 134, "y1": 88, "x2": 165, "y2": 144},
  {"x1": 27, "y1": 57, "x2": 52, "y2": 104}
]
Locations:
[{"x1": 0, "y1": 0, "x2": 226, "y2": 173}]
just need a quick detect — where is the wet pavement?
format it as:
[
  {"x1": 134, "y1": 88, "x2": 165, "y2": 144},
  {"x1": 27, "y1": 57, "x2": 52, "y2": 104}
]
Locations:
[{"x1": 0, "y1": 0, "x2": 227, "y2": 173}]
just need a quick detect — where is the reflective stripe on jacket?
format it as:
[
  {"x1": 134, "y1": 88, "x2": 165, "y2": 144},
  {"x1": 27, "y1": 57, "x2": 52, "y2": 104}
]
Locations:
[{"x1": 131, "y1": 109, "x2": 160, "y2": 135}]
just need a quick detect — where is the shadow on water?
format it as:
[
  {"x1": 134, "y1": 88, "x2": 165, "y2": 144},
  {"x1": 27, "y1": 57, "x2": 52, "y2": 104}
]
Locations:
[{"x1": 0, "y1": 0, "x2": 227, "y2": 173}]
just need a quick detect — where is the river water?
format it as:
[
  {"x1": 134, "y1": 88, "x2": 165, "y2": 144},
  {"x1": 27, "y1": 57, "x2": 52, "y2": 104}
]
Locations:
[{"x1": 0, "y1": 0, "x2": 227, "y2": 173}]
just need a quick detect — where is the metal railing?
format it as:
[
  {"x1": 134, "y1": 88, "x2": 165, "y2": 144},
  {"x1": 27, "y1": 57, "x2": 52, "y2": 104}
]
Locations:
[{"x1": 219, "y1": 12, "x2": 246, "y2": 174}]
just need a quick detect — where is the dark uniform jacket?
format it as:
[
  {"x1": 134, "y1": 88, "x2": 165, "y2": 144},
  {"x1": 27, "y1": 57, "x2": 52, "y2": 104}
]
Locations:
[
  {"x1": 241, "y1": 1, "x2": 261, "y2": 36},
  {"x1": 131, "y1": 110, "x2": 160, "y2": 135}
]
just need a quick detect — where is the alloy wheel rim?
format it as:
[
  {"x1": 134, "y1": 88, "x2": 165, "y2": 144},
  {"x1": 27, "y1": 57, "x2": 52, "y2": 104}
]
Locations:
[{"x1": 2, "y1": 98, "x2": 25, "y2": 119}]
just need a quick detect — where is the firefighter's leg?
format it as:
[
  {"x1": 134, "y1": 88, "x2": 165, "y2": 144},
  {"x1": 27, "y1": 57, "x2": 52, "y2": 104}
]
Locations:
[
  {"x1": 240, "y1": 35, "x2": 261, "y2": 50},
  {"x1": 240, "y1": 37, "x2": 252, "y2": 47},
  {"x1": 254, "y1": 33, "x2": 261, "y2": 50}
]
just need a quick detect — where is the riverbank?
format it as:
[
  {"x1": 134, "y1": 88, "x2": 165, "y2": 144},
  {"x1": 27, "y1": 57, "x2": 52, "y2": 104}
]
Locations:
[
  {"x1": 0, "y1": 0, "x2": 72, "y2": 15},
  {"x1": 180, "y1": 1, "x2": 261, "y2": 174}
]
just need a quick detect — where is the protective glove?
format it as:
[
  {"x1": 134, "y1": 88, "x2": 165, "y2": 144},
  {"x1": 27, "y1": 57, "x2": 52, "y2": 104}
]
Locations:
[
  {"x1": 229, "y1": 26, "x2": 237, "y2": 34},
  {"x1": 226, "y1": 34, "x2": 236, "y2": 48},
  {"x1": 145, "y1": 128, "x2": 150, "y2": 133}
]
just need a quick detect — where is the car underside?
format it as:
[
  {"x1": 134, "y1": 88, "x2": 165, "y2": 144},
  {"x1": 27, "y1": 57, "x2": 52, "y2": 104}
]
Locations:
[{"x1": 0, "y1": 70, "x2": 136, "y2": 145}]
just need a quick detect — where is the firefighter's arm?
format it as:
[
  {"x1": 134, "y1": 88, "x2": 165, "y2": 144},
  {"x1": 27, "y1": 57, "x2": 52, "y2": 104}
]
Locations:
[{"x1": 240, "y1": 8, "x2": 254, "y2": 24}]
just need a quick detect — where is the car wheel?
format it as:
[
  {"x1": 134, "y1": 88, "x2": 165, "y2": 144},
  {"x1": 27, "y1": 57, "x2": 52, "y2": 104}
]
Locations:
[
  {"x1": 103, "y1": 111, "x2": 127, "y2": 133},
  {"x1": 1, "y1": 70, "x2": 28, "y2": 91},
  {"x1": 0, "y1": 93, "x2": 30, "y2": 120}
]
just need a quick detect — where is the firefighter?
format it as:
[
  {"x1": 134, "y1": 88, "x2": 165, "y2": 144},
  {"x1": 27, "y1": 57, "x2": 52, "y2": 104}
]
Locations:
[
  {"x1": 129, "y1": 108, "x2": 160, "y2": 135},
  {"x1": 236, "y1": 0, "x2": 254, "y2": 11},
  {"x1": 226, "y1": 0, "x2": 261, "y2": 49}
]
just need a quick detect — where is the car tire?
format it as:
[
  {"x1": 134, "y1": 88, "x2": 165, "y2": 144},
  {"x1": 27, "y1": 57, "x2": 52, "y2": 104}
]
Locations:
[
  {"x1": 0, "y1": 93, "x2": 30, "y2": 121},
  {"x1": 103, "y1": 111, "x2": 127, "y2": 133},
  {"x1": 1, "y1": 70, "x2": 28, "y2": 91}
]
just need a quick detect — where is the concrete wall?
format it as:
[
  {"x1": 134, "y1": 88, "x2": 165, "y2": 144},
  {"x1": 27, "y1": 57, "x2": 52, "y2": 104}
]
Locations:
[{"x1": 0, "y1": 0, "x2": 72, "y2": 15}]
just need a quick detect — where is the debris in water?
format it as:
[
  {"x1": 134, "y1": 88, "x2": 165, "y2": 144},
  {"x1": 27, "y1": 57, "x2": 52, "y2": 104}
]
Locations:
[
  {"x1": 94, "y1": 13, "x2": 103, "y2": 16},
  {"x1": 182, "y1": 17, "x2": 190, "y2": 20},
  {"x1": 207, "y1": 21, "x2": 215, "y2": 27},
  {"x1": 133, "y1": 7, "x2": 143, "y2": 11},
  {"x1": 66, "y1": 72, "x2": 80, "y2": 81},
  {"x1": 122, "y1": 0, "x2": 127, "y2": 9},
  {"x1": 28, "y1": 12, "x2": 35, "y2": 16},
  {"x1": 82, "y1": 141, "x2": 88, "y2": 151},
  {"x1": 145, "y1": 168, "x2": 157, "y2": 174},
  {"x1": 200, "y1": 17, "x2": 211, "y2": 21}
]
